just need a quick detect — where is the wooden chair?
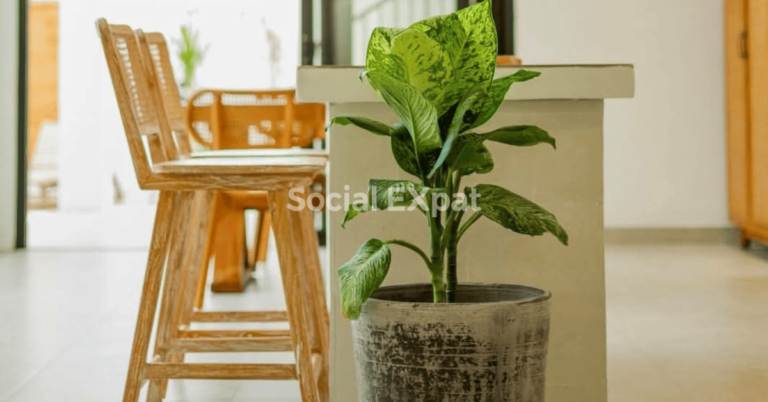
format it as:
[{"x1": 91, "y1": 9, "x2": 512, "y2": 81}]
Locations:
[
  {"x1": 97, "y1": 19, "x2": 329, "y2": 402},
  {"x1": 186, "y1": 89, "x2": 326, "y2": 299},
  {"x1": 139, "y1": 30, "x2": 326, "y2": 306}
]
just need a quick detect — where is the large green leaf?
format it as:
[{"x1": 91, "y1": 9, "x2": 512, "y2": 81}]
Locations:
[
  {"x1": 341, "y1": 179, "x2": 429, "y2": 228},
  {"x1": 407, "y1": 13, "x2": 467, "y2": 113},
  {"x1": 482, "y1": 125, "x2": 556, "y2": 148},
  {"x1": 365, "y1": 72, "x2": 442, "y2": 163},
  {"x1": 469, "y1": 70, "x2": 541, "y2": 129},
  {"x1": 368, "y1": 179, "x2": 428, "y2": 210},
  {"x1": 472, "y1": 184, "x2": 568, "y2": 245},
  {"x1": 439, "y1": 0, "x2": 498, "y2": 115},
  {"x1": 448, "y1": 133, "x2": 494, "y2": 176},
  {"x1": 428, "y1": 85, "x2": 488, "y2": 178},
  {"x1": 367, "y1": 25, "x2": 455, "y2": 108},
  {"x1": 389, "y1": 28, "x2": 455, "y2": 104},
  {"x1": 331, "y1": 116, "x2": 392, "y2": 137},
  {"x1": 338, "y1": 239, "x2": 392, "y2": 319},
  {"x1": 446, "y1": 125, "x2": 553, "y2": 176},
  {"x1": 341, "y1": 202, "x2": 368, "y2": 229},
  {"x1": 409, "y1": 13, "x2": 466, "y2": 68},
  {"x1": 365, "y1": 28, "x2": 407, "y2": 80},
  {"x1": 390, "y1": 124, "x2": 421, "y2": 177}
]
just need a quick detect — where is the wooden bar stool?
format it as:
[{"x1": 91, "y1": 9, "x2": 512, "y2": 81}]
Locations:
[
  {"x1": 140, "y1": 30, "x2": 326, "y2": 304},
  {"x1": 97, "y1": 19, "x2": 329, "y2": 402},
  {"x1": 186, "y1": 89, "x2": 326, "y2": 297}
]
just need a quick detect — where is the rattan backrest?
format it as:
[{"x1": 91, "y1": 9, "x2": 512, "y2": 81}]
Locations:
[
  {"x1": 186, "y1": 89, "x2": 296, "y2": 150},
  {"x1": 96, "y1": 19, "x2": 176, "y2": 183},
  {"x1": 293, "y1": 102, "x2": 326, "y2": 146},
  {"x1": 139, "y1": 31, "x2": 193, "y2": 156}
]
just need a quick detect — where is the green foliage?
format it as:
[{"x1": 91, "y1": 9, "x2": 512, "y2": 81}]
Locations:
[
  {"x1": 176, "y1": 24, "x2": 206, "y2": 90},
  {"x1": 468, "y1": 70, "x2": 541, "y2": 129},
  {"x1": 447, "y1": 133, "x2": 494, "y2": 176},
  {"x1": 338, "y1": 239, "x2": 392, "y2": 319},
  {"x1": 331, "y1": 117, "x2": 393, "y2": 137},
  {"x1": 428, "y1": 85, "x2": 488, "y2": 178},
  {"x1": 341, "y1": 179, "x2": 428, "y2": 228},
  {"x1": 365, "y1": 72, "x2": 443, "y2": 167},
  {"x1": 390, "y1": 124, "x2": 422, "y2": 177},
  {"x1": 470, "y1": 184, "x2": 569, "y2": 245},
  {"x1": 482, "y1": 125, "x2": 556, "y2": 148},
  {"x1": 332, "y1": 0, "x2": 569, "y2": 317}
]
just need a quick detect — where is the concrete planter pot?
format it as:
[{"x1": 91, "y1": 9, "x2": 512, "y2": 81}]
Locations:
[{"x1": 351, "y1": 283, "x2": 551, "y2": 402}]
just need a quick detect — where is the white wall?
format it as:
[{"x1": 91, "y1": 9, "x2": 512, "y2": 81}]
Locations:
[
  {"x1": 0, "y1": 0, "x2": 19, "y2": 252},
  {"x1": 516, "y1": 0, "x2": 728, "y2": 228}
]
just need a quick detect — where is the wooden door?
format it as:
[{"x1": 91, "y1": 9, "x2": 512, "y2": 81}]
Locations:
[
  {"x1": 748, "y1": 0, "x2": 768, "y2": 229},
  {"x1": 725, "y1": 0, "x2": 750, "y2": 226},
  {"x1": 27, "y1": 2, "x2": 59, "y2": 160}
]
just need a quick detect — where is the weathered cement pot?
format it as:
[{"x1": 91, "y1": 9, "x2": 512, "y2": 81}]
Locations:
[{"x1": 352, "y1": 283, "x2": 551, "y2": 402}]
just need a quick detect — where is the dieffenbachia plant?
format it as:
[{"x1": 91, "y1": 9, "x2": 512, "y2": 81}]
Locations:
[{"x1": 332, "y1": 0, "x2": 568, "y2": 319}]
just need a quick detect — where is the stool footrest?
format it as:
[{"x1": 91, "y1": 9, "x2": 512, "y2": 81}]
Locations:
[
  {"x1": 191, "y1": 310, "x2": 288, "y2": 322},
  {"x1": 169, "y1": 336, "x2": 293, "y2": 353},
  {"x1": 143, "y1": 363, "x2": 297, "y2": 380},
  {"x1": 179, "y1": 329, "x2": 290, "y2": 338}
]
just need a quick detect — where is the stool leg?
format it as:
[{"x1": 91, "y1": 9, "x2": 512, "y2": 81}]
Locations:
[
  {"x1": 123, "y1": 191, "x2": 178, "y2": 402},
  {"x1": 146, "y1": 191, "x2": 196, "y2": 402},
  {"x1": 255, "y1": 209, "x2": 271, "y2": 264},
  {"x1": 195, "y1": 192, "x2": 222, "y2": 309},
  {"x1": 296, "y1": 203, "x2": 329, "y2": 402},
  {"x1": 211, "y1": 194, "x2": 248, "y2": 292},
  {"x1": 162, "y1": 191, "x2": 216, "y2": 389},
  {"x1": 268, "y1": 189, "x2": 320, "y2": 402}
]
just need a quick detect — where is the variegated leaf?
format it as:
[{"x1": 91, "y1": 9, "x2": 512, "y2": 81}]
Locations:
[
  {"x1": 448, "y1": 133, "x2": 494, "y2": 176},
  {"x1": 469, "y1": 70, "x2": 541, "y2": 128},
  {"x1": 331, "y1": 116, "x2": 393, "y2": 137},
  {"x1": 390, "y1": 123, "x2": 422, "y2": 177},
  {"x1": 338, "y1": 239, "x2": 392, "y2": 319},
  {"x1": 365, "y1": 72, "x2": 442, "y2": 160},
  {"x1": 389, "y1": 28, "x2": 455, "y2": 105},
  {"x1": 341, "y1": 179, "x2": 428, "y2": 227},
  {"x1": 438, "y1": 0, "x2": 498, "y2": 114},
  {"x1": 483, "y1": 125, "x2": 556, "y2": 148},
  {"x1": 428, "y1": 85, "x2": 488, "y2": 177},
  {"x1": 365, "y1": 27, "x2": 405, "y2": 78},
  {"x1": 472, "y1": 184, "x2": 568, "y2": 245}
]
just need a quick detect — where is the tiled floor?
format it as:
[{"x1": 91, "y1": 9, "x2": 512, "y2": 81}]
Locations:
[{"x1": 0, "y1": 242, "x2": 766, "y2": 401}]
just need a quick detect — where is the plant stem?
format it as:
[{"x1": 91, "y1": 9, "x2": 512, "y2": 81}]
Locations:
[
  {"x1": 446, "y1": 239, "x2": 458, "y2": 302},
  {"x1": 430, "y1": 261, "x2": 446, "y2": 303},
  {"x1": 385, "y1": 239, "x2": 431, "y2": 268},
  {"x1": 444, "y1": 171, "x2": 463, "y2": 302},
  {"x1": 427, "y1": 192, "x2": 446, "y2": 303}
]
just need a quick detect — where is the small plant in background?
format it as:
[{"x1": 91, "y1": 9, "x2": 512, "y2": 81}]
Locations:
[
  {"x1": 332, "y1": 0, "x2": 568, "y2": 318},
  {"x1": 175, "y1": 22, "x2": 206, "y2": 92}
]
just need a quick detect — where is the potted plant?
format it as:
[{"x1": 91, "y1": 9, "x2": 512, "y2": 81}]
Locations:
[{"x1": 330, "y1": 1, "x2": 568, "y2": 401}]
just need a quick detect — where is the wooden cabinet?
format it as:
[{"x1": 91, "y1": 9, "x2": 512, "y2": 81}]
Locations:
[{"x1": 726, "y1": 0, "x2": 768, "y2": 247}]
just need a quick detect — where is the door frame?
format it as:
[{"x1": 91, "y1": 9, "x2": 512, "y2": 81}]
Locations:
[{"x1": 16, "y1": 0, "x2": 28, "y2": 249}]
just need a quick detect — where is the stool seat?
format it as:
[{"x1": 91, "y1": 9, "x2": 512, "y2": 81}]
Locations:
[
  {"x1": 145, "y1": 156, "x2": 325, "y2": 192},
  {"x1": 152, "y1": 155, "x2": 326, "y2": 177},
  {"x1": 191, "y1": 148, "x2": 328, "y2": 159}
]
